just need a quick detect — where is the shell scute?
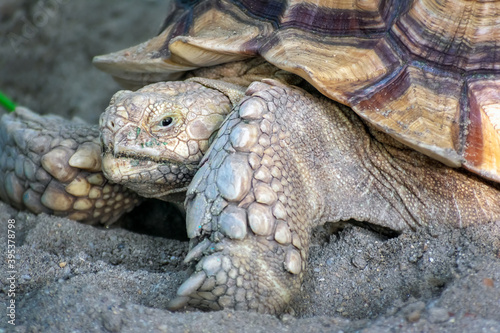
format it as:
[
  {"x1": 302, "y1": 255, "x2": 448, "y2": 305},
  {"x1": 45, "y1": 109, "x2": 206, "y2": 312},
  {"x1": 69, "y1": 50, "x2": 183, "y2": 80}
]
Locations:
[
  {"x1": 261, "y1": 30, "x2": 402, "y2": 105},
  {"x1": 353, "y1": 63, "x2": 464, "y2": 167},
  {"x1": 392, "y1": 0, "x2": 500, "y2": 71},
  {"x1": 281, "y1": 0, "x2": 397, "y2": 34}
]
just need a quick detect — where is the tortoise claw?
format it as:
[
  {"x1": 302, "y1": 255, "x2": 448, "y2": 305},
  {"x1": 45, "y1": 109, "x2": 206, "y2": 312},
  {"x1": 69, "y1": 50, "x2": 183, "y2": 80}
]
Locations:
[
  {"x1": 166, "y1": 296, "x2": 190, "y2": 311},
  {"x1": 176, "y1": 271, "x2": 207, "y2": 297},
  {"x1": 183, "y1": 238, "x2": 212, "y2": 264}
]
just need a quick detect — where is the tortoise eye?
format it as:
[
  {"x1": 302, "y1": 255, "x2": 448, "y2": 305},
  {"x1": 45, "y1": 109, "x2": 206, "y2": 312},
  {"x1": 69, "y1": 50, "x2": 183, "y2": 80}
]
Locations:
[{"x1": 160, "y1": 117, "x2": 173, "y2": 127}]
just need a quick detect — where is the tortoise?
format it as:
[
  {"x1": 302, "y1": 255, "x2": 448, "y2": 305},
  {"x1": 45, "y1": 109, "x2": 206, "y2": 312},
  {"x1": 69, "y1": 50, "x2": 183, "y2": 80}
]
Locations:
[{"x1": 1, "y1": 0, "x2": 500, "y2": 314}]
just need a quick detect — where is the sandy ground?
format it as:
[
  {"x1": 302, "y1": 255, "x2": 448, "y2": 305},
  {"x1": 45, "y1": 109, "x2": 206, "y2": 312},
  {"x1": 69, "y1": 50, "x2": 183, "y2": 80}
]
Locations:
[{"x1": 1, "y1": 1, "x2": 500, "y2": 332}]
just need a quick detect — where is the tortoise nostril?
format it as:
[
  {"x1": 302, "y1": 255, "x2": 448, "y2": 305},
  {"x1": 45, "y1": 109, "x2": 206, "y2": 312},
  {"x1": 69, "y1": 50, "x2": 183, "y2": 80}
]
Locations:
[{"x1": 110, "y1": 120, "x2": 115, "y2": 129}]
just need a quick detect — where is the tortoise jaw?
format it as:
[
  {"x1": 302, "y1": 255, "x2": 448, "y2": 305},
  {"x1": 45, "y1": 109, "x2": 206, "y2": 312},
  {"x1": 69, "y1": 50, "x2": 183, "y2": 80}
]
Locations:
[
  {"x1": 101, "y1": 152, "x2": 155, "y2": 183},
  {"x1": 101, "y1": 152, "x2": 196, "y2": 199}
]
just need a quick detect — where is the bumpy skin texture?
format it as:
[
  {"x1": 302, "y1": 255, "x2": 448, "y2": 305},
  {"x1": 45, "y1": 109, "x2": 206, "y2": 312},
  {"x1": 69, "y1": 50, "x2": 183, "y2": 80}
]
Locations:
[
  {"x1": 100, "y1": 81, "x2": 236, "y2": 201},
  {"x1": 168, "y1": 81, "x2": 500, "y2": 314},
  {"x1": 0, "y1": 108, "x2": 139, "y2": 225}
]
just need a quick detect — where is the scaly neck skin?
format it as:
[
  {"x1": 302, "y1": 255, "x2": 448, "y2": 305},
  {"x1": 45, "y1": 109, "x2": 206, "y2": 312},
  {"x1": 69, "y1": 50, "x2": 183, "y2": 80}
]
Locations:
[
  {"x1": 291, "y1": 97, "x2": 417, "y2": 231},
  {"x1": 274, "y1": 90, "x2": 383, "y2": 231},
  {"x1": 289, "y1": 93, "x2": 500, "y2": 231}
]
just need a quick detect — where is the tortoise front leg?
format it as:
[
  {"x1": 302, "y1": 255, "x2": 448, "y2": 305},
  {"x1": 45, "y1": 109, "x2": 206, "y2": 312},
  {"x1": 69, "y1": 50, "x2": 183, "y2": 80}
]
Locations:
[
  {"x1": 0, "y1": 107, "x2": 139, "y2": 225},
  {"x1": 168, "y1": 81, "x2": 323, "y2": 313}
]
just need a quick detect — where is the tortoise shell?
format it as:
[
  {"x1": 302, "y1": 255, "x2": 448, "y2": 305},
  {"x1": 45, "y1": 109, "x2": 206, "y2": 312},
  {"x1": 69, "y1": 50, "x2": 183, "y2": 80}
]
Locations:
[{"x1": 94, "y1": 0, "x2": 500, "y2": 183}]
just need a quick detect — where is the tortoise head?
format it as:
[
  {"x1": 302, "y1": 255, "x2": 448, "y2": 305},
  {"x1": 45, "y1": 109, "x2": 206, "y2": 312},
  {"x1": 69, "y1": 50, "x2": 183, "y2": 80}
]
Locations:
[{"x1": 100, "y1": 81, "x2": 231, "y2": 200}]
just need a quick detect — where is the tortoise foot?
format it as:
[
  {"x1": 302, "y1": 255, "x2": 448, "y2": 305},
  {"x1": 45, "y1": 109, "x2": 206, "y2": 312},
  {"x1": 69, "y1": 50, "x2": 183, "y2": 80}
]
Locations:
[{"x1": 168, "y1": 237, "x2": 301, "y2": 313}]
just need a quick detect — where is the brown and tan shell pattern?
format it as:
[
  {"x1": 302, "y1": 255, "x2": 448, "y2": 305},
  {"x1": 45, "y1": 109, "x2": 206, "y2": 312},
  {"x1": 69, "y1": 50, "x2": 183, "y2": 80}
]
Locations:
[{"x1": 94, "y1": 0, "x2": 500, "y2": 183}]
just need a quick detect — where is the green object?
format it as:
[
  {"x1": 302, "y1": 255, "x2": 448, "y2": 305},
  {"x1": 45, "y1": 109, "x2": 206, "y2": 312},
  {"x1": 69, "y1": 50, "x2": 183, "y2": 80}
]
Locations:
[{"x1": 0, "y1": 91, "x2": 16, "y2": 112}]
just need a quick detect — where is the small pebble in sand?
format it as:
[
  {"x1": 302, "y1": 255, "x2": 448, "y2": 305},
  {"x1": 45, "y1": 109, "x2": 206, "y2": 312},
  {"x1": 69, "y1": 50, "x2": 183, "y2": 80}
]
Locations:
[
  {"x1": 483, "y1": 278, "x2": 494, "y2": 288},
  {"x1": 428, "y1": 307, "x2": 450, "y2": 323}
]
